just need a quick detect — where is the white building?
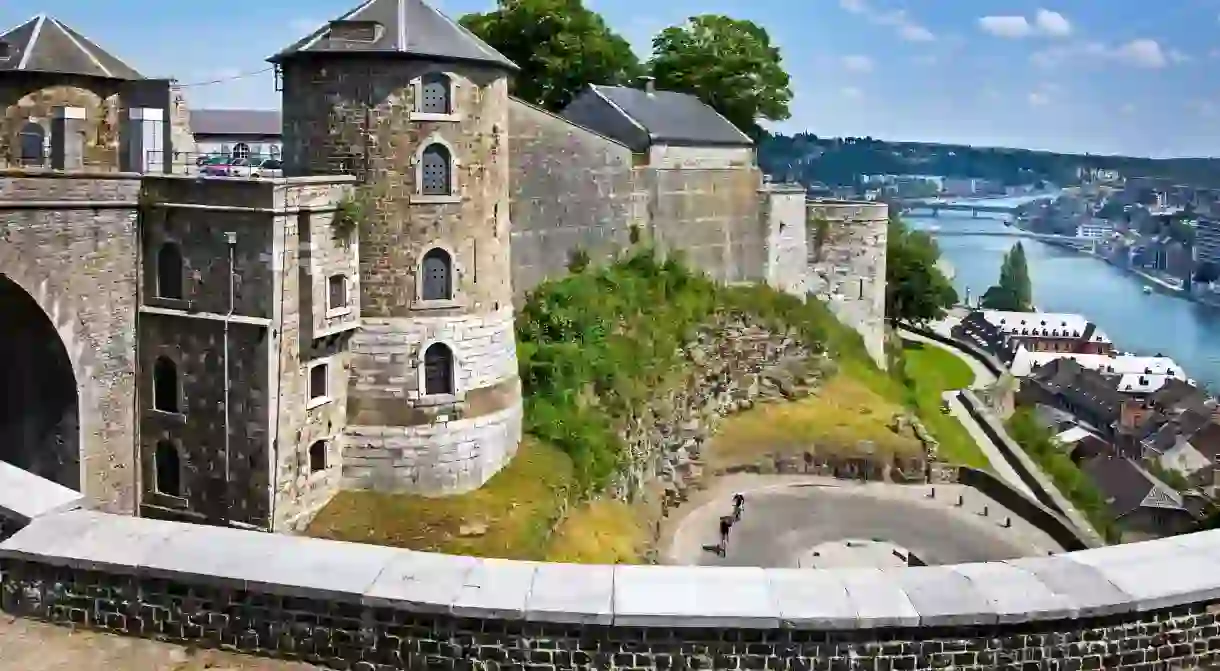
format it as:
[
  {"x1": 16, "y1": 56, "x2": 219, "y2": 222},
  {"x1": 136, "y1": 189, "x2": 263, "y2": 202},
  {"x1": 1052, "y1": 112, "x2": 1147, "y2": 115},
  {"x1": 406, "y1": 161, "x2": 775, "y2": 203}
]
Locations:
[
  {"x1": 1010, "y1": 347, "x2": 1191, "y2": 394},
  {"x1": 1077, "y1": 219, "x2": 1115, "y2": 241}
]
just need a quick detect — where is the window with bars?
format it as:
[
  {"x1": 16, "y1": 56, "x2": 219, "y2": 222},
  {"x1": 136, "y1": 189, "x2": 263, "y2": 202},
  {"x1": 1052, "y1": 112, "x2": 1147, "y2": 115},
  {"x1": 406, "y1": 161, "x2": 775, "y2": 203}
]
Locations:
[
  {"x1": 309, "y1": 363, "x2": 328, "y2": 400},
  {"x1": 156, "y1": 243, "x2": 184, "y2": 299},
  {"x1": 423, "y1": 343, "x2": 454, "y2": 395},
  {"x1": 420, "y1": 248, "x2": 452, "y2": 300},
  {"x1": 18, "y1": 122, "x2": 45, "y2": 166},
  {"x1": 420, "y1": 144, "x2": 451, "y2": 195},
  {"x1": 309, "y1": 440, "x2": 327, "y2": 473},
  {"x1": 327, "y1": 274, "x2": 347, "y2": 310},
  {"x1": 154, "y1": 440, "x2": 182, "y2": 497},
  {"x1": 153, "y1": 356, "x2": 179, "y2": 413},
  {"x1": 420, "y1": 72, "x2": 451, "y2": 114}
]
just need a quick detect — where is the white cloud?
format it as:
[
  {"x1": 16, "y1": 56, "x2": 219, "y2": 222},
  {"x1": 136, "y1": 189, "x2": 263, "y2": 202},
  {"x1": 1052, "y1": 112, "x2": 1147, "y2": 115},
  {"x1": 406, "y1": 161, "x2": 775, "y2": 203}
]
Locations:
[
  {"x1": 1034, "y1": 10, "x2": 1071, "y2": 37},
  {"x1": 979, "y1": 16, "x2": 1033, "y2": 38},
  {"x1": 1032, "y1": 38, "x2": 1176, "y2": 69},
  {"x1": 1028, "y1": 91, "x2": 1049, "y2": 106},
  {"x1": 980, "y1": 10, "x2": 1071, "y2": 38},
  {"x1": 1113, "y1": 39, "x2": 1167, "y2": 68},
  {"x1": 842, "y1": 55, "x2": 874, "y2": 72},
  {"x1": 839, "y1": 0, "x2": 935, "y2": 42},
  {"x1": 840, "y1": 86, "x2": 864, "y2": 99},
  {"x1": 1120, "y1": 103, "x2": 1136, "y2": 115}
]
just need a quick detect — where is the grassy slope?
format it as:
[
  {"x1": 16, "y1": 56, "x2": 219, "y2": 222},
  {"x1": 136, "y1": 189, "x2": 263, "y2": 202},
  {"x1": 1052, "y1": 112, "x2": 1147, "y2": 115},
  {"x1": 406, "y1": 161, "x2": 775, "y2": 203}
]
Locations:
[
  {"x1": 899, "y1": 341, "x2": 991, "y2": 470},
  {"x1": 308, "y1": 250, "x2": 992, "y2": 561}
]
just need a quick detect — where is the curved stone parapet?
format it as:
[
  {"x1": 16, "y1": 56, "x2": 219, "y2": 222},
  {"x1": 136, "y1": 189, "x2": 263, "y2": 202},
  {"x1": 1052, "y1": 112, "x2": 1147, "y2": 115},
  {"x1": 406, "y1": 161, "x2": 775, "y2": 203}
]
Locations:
[{"x1": 3, "y1": 506, "x2": 1220, "y2": 669}]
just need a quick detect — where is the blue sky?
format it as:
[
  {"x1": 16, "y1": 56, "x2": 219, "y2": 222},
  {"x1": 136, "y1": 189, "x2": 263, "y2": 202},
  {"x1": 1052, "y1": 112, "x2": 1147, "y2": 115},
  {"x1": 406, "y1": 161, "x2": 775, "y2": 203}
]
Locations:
[{"x1": 6, "y1": 0, "x2": 1220, "y2": 157}]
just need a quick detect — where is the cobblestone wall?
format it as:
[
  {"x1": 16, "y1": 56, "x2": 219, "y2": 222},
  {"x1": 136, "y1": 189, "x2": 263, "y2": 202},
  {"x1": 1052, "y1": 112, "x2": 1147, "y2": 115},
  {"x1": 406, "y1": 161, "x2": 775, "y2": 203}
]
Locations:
[{"x1": 5, "y1": 508, "x2": 1220, "y2": 671}]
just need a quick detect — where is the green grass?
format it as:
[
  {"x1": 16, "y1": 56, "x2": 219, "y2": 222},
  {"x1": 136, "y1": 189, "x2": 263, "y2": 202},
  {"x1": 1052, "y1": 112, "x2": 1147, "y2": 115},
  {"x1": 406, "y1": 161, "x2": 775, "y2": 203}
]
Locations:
[
  {"x1": 897, "y1": 341, "x2": 992, "y2": 470},
  {"x1": 1006, "y1": 409, "x2": 1120, "y2": 543}
]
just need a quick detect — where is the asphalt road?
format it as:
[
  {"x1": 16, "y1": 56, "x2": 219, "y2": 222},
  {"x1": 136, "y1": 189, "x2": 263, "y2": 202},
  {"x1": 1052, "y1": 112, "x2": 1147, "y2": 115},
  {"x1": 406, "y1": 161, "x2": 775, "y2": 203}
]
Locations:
[{"x1": 673, "y1": 482, "x2": 1042, "y2": 568}]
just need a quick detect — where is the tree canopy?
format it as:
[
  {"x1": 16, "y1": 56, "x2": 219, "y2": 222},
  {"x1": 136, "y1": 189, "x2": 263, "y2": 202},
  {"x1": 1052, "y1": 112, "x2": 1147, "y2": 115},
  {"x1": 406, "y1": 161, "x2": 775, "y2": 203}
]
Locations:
[
  {"x1": 885, "y1": 217, "x2": 958, "y2": 326},
  {"x1": 648, "y1": 15, "x2": 792, "y2": 140},
  {"x1": 981, "y1": 243, "x2": 1033, "y2": 311},
  {"x1": 459, "y1": 0, "x2": 642, "y2": 112}
]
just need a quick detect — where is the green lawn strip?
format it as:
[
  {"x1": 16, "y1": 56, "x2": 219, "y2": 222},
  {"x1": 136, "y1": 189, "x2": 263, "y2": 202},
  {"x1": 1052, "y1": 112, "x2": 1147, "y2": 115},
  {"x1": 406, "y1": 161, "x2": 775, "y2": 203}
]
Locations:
[
  {"x1": 1006, "y1": 409, "x2": 1120, "y2": 542},
  {"x1": 897, "y1": 341, "x2": 992, "y2": 470}
]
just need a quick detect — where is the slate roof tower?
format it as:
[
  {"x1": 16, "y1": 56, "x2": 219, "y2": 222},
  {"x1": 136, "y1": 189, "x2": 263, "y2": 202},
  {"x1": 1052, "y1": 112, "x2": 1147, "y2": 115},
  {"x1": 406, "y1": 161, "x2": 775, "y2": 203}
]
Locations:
[{"x1": 269, "y1": 0, "x2": 524, "y2": 495}]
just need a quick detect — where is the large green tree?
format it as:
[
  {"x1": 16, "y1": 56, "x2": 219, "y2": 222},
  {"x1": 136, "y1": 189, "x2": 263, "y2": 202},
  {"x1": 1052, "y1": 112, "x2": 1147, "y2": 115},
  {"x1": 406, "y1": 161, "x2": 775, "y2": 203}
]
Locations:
[
  {"x1": 460, "y1": 0, "x2": 642, "y2": 112},
  {"x1": 647, "y1": 15, "x2": 792, "y2": 139},
  {"x1": 982, "y1": 243, "x2": 1033, "y2": 311},
  {"x1": 885, "y1": 217, "x2": 958, "y2": 326}
]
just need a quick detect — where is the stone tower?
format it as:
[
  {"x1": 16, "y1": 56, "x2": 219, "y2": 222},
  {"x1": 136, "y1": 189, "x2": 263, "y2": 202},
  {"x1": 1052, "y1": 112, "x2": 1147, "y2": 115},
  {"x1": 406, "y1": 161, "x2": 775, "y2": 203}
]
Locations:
[{"x1": 269, "y1": 0, "x2": 523, "y2": 495}]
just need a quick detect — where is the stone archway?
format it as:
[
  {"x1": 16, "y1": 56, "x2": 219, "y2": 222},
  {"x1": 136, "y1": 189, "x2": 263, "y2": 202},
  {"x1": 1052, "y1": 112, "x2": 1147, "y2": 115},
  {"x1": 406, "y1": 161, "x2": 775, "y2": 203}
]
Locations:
[{"x1": 0, "y1": 273, "x2": 80, "y2": 489}]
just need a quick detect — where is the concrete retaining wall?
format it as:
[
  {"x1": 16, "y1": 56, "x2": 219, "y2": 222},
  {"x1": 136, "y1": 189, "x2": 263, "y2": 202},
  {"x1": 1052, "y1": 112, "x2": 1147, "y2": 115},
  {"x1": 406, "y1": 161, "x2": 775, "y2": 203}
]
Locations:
[
  {"x1": 956, "y1": 466, "x2": 1091, "y2": 551},
  {"x1": 958, "y1": 389, "x2": 1105, "y2": 547},
  {"x1": 5, "y1": 484, "x2": 1220, "y2": 669}
]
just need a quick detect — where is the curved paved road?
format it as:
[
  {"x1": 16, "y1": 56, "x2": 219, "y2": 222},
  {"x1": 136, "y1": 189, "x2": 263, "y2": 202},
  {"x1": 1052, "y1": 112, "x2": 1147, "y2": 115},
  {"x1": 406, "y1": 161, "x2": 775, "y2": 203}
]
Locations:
[{"x1": 669, "y1": 481, "x2": 1048, "y2": 568}]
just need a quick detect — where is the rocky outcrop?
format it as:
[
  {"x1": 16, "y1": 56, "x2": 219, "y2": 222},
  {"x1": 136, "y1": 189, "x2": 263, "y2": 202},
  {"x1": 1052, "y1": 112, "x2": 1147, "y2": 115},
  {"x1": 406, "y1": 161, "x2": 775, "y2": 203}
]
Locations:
[{"x1": 610, "y1": 313, "x2": 828, "y2": 505}]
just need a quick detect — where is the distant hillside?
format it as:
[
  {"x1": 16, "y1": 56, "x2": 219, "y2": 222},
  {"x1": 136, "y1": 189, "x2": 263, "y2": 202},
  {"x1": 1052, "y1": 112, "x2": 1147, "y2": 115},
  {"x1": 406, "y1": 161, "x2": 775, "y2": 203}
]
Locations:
[{"x1": 759, "y1": 133, "x2": 1220, "y2": 188}]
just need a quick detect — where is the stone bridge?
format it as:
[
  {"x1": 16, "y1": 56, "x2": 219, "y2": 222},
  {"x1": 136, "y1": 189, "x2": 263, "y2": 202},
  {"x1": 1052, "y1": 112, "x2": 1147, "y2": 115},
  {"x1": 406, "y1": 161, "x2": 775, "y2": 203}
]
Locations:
[
  {"x1": 0, "y1": 170, "x2": 141, "y2": 513},
  {"x1": 3, "y1": 464, "x2": 1220, "y2": 670}
]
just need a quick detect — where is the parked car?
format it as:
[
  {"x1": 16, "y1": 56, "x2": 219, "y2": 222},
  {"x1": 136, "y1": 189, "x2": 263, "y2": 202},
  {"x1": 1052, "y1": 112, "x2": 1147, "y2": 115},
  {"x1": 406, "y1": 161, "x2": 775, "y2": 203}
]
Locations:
[
  {"x1": 250, "y1": 158, "x2": 282, "y2": 178},
  {"x1": 199, "y1": 156, "x2": 232, "y2": 176},
  {"x1": 226, "y1": 158, "x2": 254, "y2": 177}
]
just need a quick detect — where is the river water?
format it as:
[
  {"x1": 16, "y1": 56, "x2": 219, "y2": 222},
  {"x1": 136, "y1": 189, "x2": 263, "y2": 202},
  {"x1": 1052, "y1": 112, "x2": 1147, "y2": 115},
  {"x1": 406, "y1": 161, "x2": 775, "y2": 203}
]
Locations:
[{"x1": 904, "y1": 199, "x2": 1220, "y2": 391}]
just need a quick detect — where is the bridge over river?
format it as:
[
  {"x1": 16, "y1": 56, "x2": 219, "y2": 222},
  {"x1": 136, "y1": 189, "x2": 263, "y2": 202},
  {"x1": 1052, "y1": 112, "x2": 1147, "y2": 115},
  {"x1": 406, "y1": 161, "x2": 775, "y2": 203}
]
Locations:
[{"x1": 922, "y1": 226, "x2": 1094, "y2": 249}]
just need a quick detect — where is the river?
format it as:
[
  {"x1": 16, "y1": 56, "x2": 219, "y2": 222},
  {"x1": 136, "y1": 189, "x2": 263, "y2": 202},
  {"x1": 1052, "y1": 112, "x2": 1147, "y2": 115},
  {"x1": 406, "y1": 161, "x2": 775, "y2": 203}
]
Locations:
[{"x1": 904, "y1": 202, "x2": 1220, "y2": 392}]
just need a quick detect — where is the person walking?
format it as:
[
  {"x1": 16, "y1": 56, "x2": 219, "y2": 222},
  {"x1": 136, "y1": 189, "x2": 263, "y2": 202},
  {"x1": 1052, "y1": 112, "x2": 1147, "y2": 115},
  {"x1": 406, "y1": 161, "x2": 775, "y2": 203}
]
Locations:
[
  {"x1": 718, "y1": 516, "x2": 732, "y2": 556},
  {"x1": 732, "y1": 493, "x2": 745, "y2": 521}
]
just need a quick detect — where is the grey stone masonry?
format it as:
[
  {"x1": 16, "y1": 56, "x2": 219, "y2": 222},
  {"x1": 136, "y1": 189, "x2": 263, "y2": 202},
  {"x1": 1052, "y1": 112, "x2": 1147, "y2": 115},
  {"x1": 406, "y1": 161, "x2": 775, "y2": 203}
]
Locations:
[{"x1": 7, "y1": 508, "x2": 1220, "y2": 670}]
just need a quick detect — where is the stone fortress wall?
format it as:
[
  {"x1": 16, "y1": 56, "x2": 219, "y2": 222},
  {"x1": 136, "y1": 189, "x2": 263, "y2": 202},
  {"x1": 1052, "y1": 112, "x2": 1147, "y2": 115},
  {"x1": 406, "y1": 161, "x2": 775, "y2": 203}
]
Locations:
[{"x1": 4, "y1": 470, "x2": 1220, "y2": 671}]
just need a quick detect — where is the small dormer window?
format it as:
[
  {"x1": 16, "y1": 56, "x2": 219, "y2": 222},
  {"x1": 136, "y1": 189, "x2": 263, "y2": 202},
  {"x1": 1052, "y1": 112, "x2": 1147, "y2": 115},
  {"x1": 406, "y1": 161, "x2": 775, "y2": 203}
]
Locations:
[
  {"x1": 420, "y1": 72, "x2": 451, "y2": 114},
  {"x1": 329, "y1": 20, "x2": 382, "y2": 43},
  {"x1": 0, "y1": 41, "x2": 10, "y2": 60}
]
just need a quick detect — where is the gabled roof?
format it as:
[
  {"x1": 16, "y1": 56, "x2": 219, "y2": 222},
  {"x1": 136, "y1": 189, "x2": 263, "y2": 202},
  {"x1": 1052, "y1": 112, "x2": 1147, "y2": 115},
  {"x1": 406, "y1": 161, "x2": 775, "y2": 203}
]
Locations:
[
  {"x1": 268, "y1": 0, "x2": 517, "y2": 71},
  {"x1": 587, "y1": 84, "x2": 754, "y2": 148},
  {"x1": 1081, "y1": 455, "x2": 1183, "y2": 519},
  {"x1": 0, "y1": 14, "x2": 143, "y2": 80},
  {"x1": 191, "y1": 109, "x2": 282, "y2": 137}
]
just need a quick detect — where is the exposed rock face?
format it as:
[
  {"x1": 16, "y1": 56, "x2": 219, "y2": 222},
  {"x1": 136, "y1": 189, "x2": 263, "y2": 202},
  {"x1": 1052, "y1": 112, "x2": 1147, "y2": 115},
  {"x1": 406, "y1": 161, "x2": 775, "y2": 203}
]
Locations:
[{"x1": 610, "y1": 312, "x2": 828, "y2": 504}]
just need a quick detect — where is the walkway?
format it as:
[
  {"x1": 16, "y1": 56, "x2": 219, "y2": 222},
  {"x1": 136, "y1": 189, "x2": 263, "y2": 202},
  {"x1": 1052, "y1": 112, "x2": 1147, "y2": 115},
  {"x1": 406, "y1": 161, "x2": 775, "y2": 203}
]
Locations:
[
  {"x1": 0, "y1": 616, "x2": 320, "y2": 670},
  {"x1": 665, "y1": 476, "x2": 1061, "y2": 567},
  {"x1": 898, "y1": 327, "x2": 1034, "y2": 499}
]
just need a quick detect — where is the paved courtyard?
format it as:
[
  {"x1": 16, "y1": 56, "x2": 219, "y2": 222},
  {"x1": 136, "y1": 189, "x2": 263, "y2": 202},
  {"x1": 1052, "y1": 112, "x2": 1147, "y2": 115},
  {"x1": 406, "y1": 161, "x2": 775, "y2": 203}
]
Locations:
[
  {"x1": 0, "y1": 616, "x2": 320, "y2": 671},
  {"x1": 666, "y1": 477, "x2": 1062, "y2": 568}
]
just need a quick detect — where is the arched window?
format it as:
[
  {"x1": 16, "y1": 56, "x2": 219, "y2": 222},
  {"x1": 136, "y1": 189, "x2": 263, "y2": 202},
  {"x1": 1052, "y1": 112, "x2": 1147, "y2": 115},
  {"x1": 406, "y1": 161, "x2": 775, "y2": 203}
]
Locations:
[
  {"x1": 423, "y1": 343, "x2": 454, "y2": 396},
  {"x1": 420, "y1": 144, "x2": 451, "y2": 195},
  {"x1": 421, "y1": 248, "x2": 452, "y2": 300},
  {"x1": 269, "y1": 144, "x2": 281, "y2": 159},
  {"x1": 420, "y1": 72, "x2": 451, "y2": 114},
  {"x1": 309, "y1": 440, "x2": 327, "y2": 473},
  {"x1": 232, "y1": 142, "x2": 250, "y2": 160},
  {"x1": 154, "y1": 440, "x2": 181, "y2": 497},
  {"x1": 156, "y1": 242, "x2": 184, "y2": 299},
  {"x1": 153, "y1": 356, "x2": 179, "y2": 413},
  {"x1": 18, "y1": 122, "x2": 45, "y2": 166}
]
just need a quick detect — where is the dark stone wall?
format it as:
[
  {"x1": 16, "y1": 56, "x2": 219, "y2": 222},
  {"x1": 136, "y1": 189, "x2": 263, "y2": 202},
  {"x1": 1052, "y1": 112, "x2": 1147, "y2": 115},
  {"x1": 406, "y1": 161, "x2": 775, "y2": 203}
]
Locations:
[
  {"x1": 137, "y1": 314, "x2": 271, "y2": 528},
  {"x1": 138, "y1": 198, "x2": 277, "y2": 319},
  {"x1": 2, "y1": 558, "x2": 1219, "y2": 671}
]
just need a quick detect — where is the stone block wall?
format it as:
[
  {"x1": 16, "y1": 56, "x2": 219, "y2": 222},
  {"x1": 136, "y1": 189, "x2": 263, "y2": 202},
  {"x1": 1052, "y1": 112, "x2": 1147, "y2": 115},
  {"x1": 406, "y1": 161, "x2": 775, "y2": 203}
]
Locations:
[
  {"x1": 7, "y1": 506, "x2": 1220, "y2": 671},
  {"x1": 761, "y1": 182, "x2": 811, "y2": 297},
  {"x1": 0, "y1": 170, "x2": 141, "y2": 513},
  {"x1": 345, "y1": 306, "x2": 523, "y2": 495},
  {"x1": 807, "y1": 199, "x2": 889, "y2": 367},
  {"x1": 507, "y1": 98, "x2": 638, "y2": 295}
]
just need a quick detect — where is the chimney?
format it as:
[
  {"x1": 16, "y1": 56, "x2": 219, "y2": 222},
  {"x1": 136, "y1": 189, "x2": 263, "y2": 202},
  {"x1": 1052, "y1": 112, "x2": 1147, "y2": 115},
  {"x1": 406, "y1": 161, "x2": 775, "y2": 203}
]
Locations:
[{"x1": 638, "y1": 75, "x2": 656, "y2": 94}]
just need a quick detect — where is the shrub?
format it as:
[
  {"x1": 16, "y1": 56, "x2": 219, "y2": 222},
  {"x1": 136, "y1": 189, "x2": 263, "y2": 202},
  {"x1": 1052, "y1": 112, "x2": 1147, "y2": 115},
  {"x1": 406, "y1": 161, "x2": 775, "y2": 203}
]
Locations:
[{"x1": 1007, "y1": 409, "x2": 1120, "y2": 542}]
